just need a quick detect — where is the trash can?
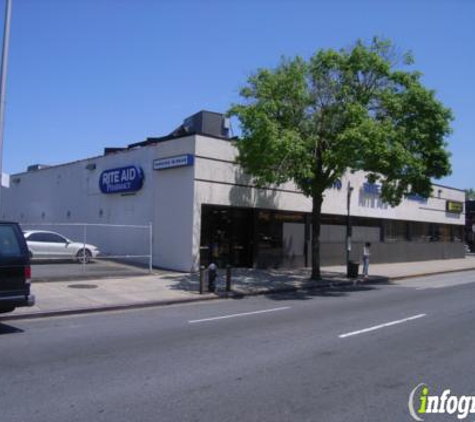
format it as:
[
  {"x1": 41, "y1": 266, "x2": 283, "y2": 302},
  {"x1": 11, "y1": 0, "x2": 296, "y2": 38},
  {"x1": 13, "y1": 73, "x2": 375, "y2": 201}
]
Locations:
[{"x1": 347, "y1": 261, "x2": 359, "y2": 279}]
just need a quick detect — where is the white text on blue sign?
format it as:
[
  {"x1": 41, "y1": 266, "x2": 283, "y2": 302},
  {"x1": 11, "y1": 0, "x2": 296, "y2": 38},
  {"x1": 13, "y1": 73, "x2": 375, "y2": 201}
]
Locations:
[{"x1": 153, "y1": 154, "x2": 194, "y2": 171}]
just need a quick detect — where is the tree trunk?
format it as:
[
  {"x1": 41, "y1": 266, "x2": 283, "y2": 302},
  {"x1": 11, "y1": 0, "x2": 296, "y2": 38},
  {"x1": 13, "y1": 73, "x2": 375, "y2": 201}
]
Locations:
[{"x1": 310, "y1": 192, "x2": 324, "y2": 280}]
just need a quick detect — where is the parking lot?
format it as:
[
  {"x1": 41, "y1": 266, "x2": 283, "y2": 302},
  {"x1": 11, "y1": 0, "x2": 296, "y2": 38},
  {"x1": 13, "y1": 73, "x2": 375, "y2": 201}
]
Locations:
[{"x1": 30, "y1": 259, "x2": 152, "y2": 282}]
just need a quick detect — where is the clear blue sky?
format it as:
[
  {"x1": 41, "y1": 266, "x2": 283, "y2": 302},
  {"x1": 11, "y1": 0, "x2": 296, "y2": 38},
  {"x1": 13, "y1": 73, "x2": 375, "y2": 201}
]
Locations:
[{"x1": 1, "y1": 0, "x2": 474, "y2": 189}]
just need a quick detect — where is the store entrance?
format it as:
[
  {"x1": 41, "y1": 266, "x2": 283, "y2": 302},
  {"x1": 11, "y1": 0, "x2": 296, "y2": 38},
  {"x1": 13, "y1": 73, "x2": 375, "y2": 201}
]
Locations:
[{"x1": 200, "y1": 205, "x2": 253, "y2": 268}]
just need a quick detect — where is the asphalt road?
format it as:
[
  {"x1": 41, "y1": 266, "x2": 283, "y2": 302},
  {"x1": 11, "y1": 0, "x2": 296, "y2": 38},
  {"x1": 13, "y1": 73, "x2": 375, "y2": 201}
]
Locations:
[{"x1": 2, "y1": 271, "x2": 475, "y2": 422}]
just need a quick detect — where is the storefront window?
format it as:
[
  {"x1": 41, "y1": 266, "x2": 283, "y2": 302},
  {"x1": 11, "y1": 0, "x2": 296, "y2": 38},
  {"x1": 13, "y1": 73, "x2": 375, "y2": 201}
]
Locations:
[
  {"x1": 411, "y1": 223, "x2": 460, "y2": 242},
  {"x1": 451, "y1": 225, "x2": 464, "y2": 242},
  {"x1": 411, "y1": 222, "x2": 432, "y2": 242},
  {"x1": 201, "y1": 205, "x2": 464, "y2": 268},
  {"x1": 200, "y1": 205, "x2": 253, "y2": 268},
  {"x1": 434, "y1": 224, "x2": 451, "y2": 242},
  {"x1": 255, "y1": 210, "x2": 306, "y2": 268},
  {"x1": 256, "y1": 211, "x2": 283, "y2": 268},
  {"x1": 383, "y1": 220, "x2": 407, "y2": 242}
]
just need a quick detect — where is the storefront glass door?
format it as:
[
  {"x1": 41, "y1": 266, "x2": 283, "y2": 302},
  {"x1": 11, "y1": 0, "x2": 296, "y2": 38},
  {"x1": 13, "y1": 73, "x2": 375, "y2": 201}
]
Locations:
[{"x1": 200, "y1": 205, "x2": 253, "y2": 268}]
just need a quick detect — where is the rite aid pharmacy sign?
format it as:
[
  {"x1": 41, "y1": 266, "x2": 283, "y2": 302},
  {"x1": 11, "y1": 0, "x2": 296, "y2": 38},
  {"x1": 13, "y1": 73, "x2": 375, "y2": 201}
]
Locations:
[
  {"x1": 99, "y1": 166, "x2": 144, "y2": 194},
  {"x1": 153, "y1": 154, "x2": 194, "y2": 171}
]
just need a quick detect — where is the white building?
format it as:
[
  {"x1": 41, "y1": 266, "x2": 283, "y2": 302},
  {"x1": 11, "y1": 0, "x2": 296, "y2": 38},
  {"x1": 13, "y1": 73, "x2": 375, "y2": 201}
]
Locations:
[{"x1": 1, "y1": 111, "x2": 465, "y2": 272}]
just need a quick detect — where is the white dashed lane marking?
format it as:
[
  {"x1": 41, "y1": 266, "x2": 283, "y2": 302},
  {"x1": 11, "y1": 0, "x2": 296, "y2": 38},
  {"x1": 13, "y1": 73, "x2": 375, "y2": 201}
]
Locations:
[
  {"x1": 189, "y1": 307, "x2": 291, "y2": 324},
  {"x1": 339, "y1": 314, "x2": 426, "y2": 338}
]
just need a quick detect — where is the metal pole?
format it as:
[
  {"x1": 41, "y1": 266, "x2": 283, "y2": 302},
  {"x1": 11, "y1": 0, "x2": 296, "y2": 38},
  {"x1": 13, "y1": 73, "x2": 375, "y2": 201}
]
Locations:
[
  {"x1": 83, "y1": 224, "x2": 87, "y2": 273},
  {"x1": 149, "y1": 222, "x2": 153, "y2": 273},
  {"x1": 346, "y1": 181, "x2": 353, "y2": 277},
  {"x1": 199, "y1": 266, "x2": 205, "y2": 294},
  {"x1": 208, "y1": 262, "x2": 216, "y2": 293},
  {"x1": 226, "y1": 265, "x2": 231, "y2": 292},
  {"x1": 0, "y1": 0, "x2": 12, "y2": 206}
]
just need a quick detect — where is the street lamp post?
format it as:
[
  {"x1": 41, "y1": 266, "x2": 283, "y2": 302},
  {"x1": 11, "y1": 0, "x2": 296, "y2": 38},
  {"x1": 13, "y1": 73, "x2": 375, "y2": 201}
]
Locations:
[
  {"x1": 346, "y1": 181, "x2": 354, "y2": 277},
  {"x1": 0, "y1": 0, "x2": 12, "y2": 206}
]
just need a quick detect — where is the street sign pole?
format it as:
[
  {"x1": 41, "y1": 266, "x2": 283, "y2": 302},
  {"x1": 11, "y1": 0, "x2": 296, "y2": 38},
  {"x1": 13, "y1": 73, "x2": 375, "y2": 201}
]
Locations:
[
  {"x1": 346, "y1": 181, "x2": 353, "y2": 276},
  {"x1": 0, "y1": 0, "x2": 12, "y2": 206}
]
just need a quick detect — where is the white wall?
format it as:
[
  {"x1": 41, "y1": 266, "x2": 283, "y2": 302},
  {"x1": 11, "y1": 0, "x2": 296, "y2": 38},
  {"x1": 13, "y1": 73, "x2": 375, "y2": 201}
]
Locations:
[
  {"x1": 150, "y1": 137, "x2": 196, "y2": 271},
  {"x1": 1, "y1": 137, "x2": 197, "y2": 272},
  {"x1": 2, "y1": 147, "x2": 156, "y2": 246}
]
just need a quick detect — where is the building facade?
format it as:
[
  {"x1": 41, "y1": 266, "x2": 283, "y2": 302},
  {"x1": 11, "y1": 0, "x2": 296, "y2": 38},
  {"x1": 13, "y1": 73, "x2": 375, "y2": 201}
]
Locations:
[
  {"x1": 465, "y1": 200, "x2": 475, "y2": 252},
  {"x1": 1, "y1": 111, "x2": 466, "y2": 272}
]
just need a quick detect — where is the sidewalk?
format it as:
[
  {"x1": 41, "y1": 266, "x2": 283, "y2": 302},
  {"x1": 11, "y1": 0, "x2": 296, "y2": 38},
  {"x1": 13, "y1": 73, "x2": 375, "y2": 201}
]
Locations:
[
  {"x1": 6, "y1": 257, "x2": 475, "y2": 320},
  {"x1": 322, "y1": 257, "x2": 475, "y2": 280}
]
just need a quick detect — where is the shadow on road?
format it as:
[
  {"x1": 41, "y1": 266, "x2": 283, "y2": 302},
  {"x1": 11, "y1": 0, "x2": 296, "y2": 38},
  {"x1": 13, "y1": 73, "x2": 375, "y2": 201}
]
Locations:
[
  {"x1": 0, "y1": 322, "x2": 24, "y2": 335},
  {"x1": 262, "y1": 284, "x2": 379, "y2": 301}
]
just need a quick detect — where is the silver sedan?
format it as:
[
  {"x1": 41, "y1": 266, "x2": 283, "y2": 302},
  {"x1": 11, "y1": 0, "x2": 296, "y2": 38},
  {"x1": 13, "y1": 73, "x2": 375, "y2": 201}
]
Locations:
[{"x1": 23, "y1": 230, "x2": 100, "y2": 263}]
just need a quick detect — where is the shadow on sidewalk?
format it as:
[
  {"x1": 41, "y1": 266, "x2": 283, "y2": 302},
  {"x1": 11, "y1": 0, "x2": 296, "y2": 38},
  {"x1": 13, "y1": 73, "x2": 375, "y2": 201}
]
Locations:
[{"x1": 160, "y1": 267, "x2": 391, "y2": 300}]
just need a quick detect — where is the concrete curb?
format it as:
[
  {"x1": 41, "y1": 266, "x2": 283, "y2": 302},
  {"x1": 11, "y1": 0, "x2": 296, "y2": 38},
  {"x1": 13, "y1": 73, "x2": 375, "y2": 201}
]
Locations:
[
  {"x1": 387, "y1": 266, "x2": 475, "y2": 281},
  {"x1": 2, "y1": 295, "x2": 217, "y2": 321},
  {"x1": 4, "y1": 268, "x2": 475, "y2": 321},
  {"x1": 2, "y1": 278, "x2": 383, "y2": 321}
]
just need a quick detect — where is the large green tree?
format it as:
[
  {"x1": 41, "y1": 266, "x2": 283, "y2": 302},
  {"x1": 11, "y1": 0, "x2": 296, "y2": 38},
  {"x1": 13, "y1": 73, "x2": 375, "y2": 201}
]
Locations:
[
  {"x1": 465, "y1": 188, "x2": 475, "y2": 200},
  {"x1": 229, "y1": 38, "x2": 453, "y2": 280}
]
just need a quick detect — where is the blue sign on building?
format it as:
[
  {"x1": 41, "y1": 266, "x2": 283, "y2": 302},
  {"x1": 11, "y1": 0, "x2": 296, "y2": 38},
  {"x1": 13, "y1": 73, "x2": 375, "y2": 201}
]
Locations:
[
  {"x1": 333, "y1": 179, "x2": 342, "y2": 190},
  {"x1": 363, "y1": 182, "x2": 381, "y2": 195},
  {"x1": 153, "y1": 154, "x2": 194, "y2": 171},
  {"x1": 406, "y1": 193, "x2": 428, "y2": 204},
  {"x1": 99, "y1": 166, "x2": 144, "y2": 194}
]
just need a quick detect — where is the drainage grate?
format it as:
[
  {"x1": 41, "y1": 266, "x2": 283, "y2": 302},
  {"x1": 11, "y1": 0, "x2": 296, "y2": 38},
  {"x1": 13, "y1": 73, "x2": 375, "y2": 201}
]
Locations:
[{"x1": 68, "y1": 284, "x2": 98, "y2": 289}]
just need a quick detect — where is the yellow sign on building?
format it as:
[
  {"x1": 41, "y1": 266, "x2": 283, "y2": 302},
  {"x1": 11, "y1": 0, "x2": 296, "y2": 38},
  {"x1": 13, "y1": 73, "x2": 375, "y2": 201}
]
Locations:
[{"x1": 446, "y1": 201, "x2": 464, "y2": 213}]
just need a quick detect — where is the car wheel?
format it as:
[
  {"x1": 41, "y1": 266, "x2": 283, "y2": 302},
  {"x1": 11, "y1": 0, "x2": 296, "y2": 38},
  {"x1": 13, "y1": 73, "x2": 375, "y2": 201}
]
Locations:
[{"x1": 76, "y1": 249, "x2": 92, "y2": 264}]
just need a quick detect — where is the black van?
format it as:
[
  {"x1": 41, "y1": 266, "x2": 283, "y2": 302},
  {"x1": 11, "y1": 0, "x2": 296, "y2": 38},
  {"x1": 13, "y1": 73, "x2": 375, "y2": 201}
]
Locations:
[{"x1": 0, "y1": 221, "x2": 35, "y2": 314}]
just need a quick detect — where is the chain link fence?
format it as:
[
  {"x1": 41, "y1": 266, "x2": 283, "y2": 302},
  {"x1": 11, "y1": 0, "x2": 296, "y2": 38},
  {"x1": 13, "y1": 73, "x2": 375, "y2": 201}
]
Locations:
[{"x1": 19, "y1": 223, "x2": 153, "y2": 281}]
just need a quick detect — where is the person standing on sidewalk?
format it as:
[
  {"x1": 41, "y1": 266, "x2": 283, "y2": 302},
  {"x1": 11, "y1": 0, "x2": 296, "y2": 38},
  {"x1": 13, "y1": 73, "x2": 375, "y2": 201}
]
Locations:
[{"x1": 362, "y1": 242, "x2": 371, "y2": 280}]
